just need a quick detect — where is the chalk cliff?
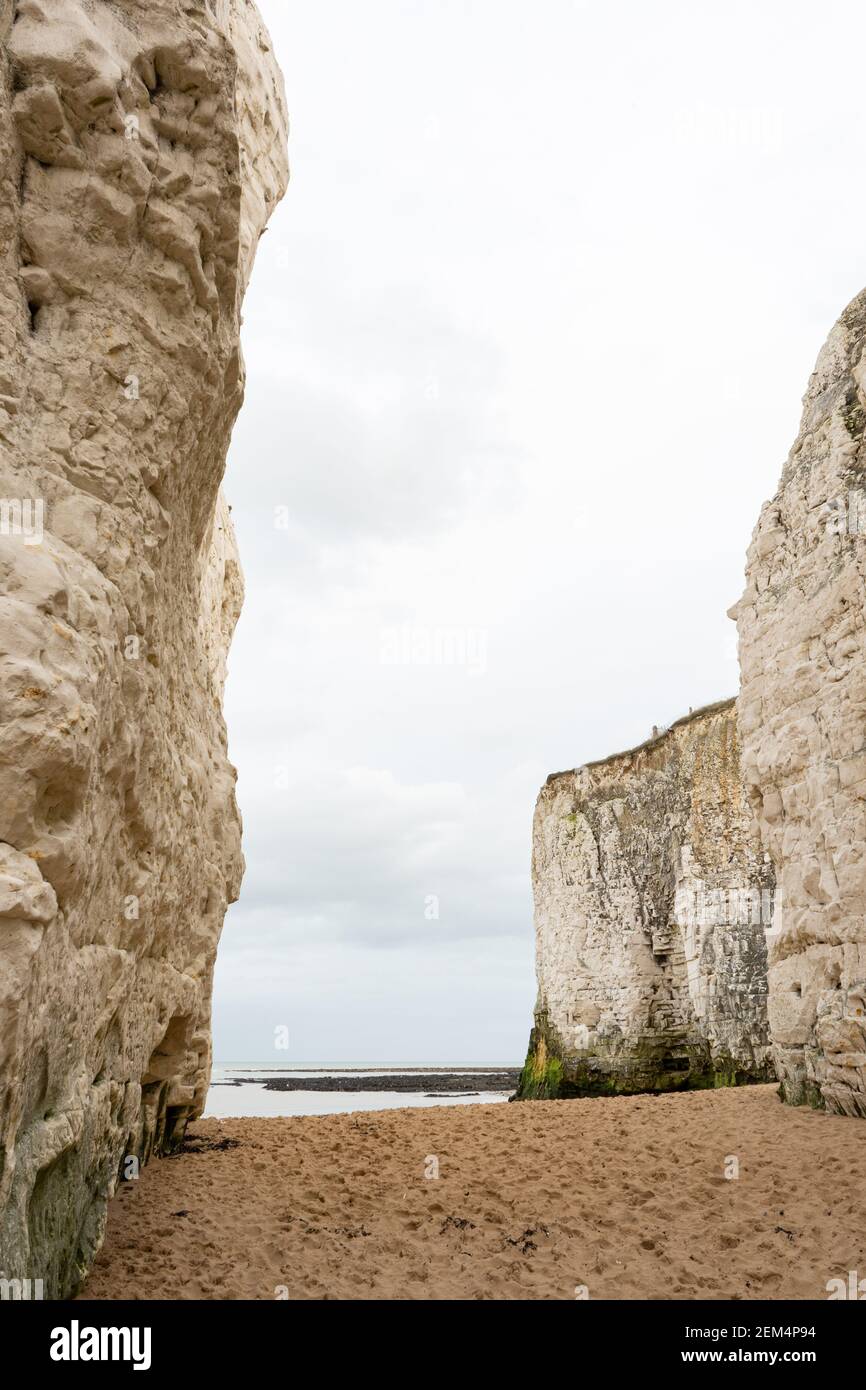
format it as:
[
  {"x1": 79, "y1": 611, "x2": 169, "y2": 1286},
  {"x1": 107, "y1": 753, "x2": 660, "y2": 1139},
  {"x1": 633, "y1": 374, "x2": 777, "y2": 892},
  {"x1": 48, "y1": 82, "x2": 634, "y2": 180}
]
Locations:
[
  {"x1": 0, "y1": 0, "x2": 288, "y2": 1295},
  {"x1": 733, "y1": 290, "x2": 866, "y2": 1118},
  {"x1": 517, "y1": 701, "x2": 775, "y2": 1099}
]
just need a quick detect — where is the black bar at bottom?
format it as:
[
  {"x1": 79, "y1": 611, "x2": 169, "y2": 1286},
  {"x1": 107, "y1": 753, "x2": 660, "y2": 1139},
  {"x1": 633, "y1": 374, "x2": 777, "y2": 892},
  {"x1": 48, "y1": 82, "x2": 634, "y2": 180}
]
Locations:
[{"x1": 1, "y1": 1296, "x2": 855, "y2": 1376}]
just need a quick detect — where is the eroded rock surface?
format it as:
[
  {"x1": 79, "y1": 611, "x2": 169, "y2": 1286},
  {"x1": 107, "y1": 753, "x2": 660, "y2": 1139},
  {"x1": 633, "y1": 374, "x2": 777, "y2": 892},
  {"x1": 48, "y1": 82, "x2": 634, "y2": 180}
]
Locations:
[
  {"x1": 0, "y1": 0, "x2": 287, "y2": 1294},
  {"x1": 734, "y1": 290, "x2": 866, "y2": 1117},
  {"x1": 517, "y1": 701, "x2": 775, "y2": 1099}
]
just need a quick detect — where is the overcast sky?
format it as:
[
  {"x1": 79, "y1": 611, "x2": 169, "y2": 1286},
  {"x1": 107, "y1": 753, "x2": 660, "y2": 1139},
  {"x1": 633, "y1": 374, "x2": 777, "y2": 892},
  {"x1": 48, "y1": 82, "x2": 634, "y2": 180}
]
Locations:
[{"x1": 212, "y1": 0, "x2": 866, "y2": 1064}]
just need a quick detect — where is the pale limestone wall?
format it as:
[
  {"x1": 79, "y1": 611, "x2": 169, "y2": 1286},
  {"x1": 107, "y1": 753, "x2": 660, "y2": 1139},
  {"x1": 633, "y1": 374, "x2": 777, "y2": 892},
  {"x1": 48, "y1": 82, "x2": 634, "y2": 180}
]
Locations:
[
  {"x1": 0, "y1": 0, "x2": 287, "y2": 1294},
  {"x1": 733, "y1": 289, "x2": 866, "y2": 1117},
  {"x1": 523, "y1": 701, "x2": 774, "y2": 1097}
]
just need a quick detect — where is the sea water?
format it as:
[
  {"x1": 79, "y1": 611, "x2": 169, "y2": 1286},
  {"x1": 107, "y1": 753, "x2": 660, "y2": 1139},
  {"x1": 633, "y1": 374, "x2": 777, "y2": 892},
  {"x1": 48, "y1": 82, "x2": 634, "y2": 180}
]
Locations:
[{"x1": 204, "y1": 1066, "x2": 516, "y2": 1118}]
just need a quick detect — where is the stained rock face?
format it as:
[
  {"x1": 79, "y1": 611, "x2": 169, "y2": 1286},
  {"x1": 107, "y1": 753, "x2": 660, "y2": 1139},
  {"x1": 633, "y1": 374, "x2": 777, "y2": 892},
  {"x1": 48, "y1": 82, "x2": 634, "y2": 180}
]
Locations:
[
  {"x1": 0, "y1": 0, "x2": 287, "y2": 1294},
  {"x1": 734, "y1": 291, "x2": 866, "y2": 1118},
  {"x1": 517, "y1": 701, "x2": 775, "y2": 1100}
]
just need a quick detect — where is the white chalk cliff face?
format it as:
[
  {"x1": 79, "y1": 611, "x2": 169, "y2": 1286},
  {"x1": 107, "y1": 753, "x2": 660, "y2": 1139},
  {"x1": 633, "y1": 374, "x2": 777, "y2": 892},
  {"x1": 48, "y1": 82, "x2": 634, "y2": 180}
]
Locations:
[
  {"x1": 0, "y1": 0, "x2": 288, "y2": 1294},
  {"x1": 518, "y1": 702, "x2": 774, "y2": 1099},
  {"x1": 734, "y1": 291, "x2": 866, "y2": 1118}
]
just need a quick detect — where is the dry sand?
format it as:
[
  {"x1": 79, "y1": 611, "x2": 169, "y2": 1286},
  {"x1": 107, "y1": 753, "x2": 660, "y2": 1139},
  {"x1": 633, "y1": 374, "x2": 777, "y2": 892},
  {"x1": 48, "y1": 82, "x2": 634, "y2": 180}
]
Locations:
[{"x1": 80, "y1": 1085, "x2": 864, "y2": 1300}]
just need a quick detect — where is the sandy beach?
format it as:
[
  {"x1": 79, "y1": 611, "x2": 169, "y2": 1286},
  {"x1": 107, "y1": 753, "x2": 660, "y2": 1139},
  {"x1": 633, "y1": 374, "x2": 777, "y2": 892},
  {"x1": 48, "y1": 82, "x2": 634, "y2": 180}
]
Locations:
[{"x1": 80, "y1": 1085, "x2": 865, "y2": 1301}]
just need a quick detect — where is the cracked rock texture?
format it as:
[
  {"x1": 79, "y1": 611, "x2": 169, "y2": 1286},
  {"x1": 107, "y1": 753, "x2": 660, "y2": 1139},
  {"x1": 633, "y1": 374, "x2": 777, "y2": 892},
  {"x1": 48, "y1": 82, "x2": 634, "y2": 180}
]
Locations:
[
  {"x1": 517, "y1": 701, "x2": 775, "y2": 1099},
  {"x1": 733, "y1": 290, "x2": 866, "y2": 1118},
  {"x1": 0, "y1": 0, "x2": 287, "y2": 1294}
]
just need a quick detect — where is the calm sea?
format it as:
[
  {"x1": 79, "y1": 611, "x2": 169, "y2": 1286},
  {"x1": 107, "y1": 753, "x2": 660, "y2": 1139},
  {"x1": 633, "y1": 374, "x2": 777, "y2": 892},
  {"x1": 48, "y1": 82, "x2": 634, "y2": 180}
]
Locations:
[{"x1": 205, "y1": 1065, "x2": 518, "y2": 1117}]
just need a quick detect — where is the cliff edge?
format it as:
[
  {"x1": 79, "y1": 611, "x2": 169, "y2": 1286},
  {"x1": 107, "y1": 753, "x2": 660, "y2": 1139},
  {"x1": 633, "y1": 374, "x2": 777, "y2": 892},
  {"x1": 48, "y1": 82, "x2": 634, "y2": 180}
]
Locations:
[
  {"x1": 517, "y1": 701, "x2": 775, "y2": 1100},
  {"x1": 0, "y1": 0, "x2": 288, "y2": 1295},
  {"x1": 733, "y1": 289, "x2": 866, "y2": 1117}
]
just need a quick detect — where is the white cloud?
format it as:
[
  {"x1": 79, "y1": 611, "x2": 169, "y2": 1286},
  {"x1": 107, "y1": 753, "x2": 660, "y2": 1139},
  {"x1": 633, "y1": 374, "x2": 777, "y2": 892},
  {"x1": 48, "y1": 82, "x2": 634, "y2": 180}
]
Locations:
[{"x1": 215, "y1": 0, "x2": 866, "y2": 1063}]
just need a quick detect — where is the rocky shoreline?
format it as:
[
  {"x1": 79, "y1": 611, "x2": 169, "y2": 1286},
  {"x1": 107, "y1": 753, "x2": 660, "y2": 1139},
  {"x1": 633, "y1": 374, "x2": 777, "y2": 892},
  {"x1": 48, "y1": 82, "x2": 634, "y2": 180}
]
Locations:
[{"x1": 212, "y1": 1070, "x2": 521, "y2": 1095}]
